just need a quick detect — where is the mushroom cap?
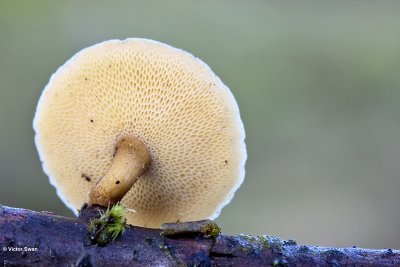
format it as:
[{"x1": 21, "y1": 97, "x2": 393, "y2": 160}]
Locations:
[{"x1": 33, "y1": 38, "x2": 246, "y2": 228}]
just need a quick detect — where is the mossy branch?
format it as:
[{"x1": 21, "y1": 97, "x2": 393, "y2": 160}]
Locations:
[{"x1": 0, "y1": 204, "x2": 399, "y2": 266}]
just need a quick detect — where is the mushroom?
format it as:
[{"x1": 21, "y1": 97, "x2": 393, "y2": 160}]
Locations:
[{"x1": 33, "y1": 38, "x2": 246, "y2": 228}]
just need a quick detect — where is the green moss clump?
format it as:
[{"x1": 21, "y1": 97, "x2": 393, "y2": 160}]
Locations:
[
  {"x1": 200, "y1": 221, "x2": 221, "y2": 237},
  {"x1": 255, "y1": 235, "x2": 269, "y2": 249},
  {"x1": 87, "y1": 203, "x2": 127, "y2": 246},
  {"x1": 258, "y1": 235, "x2": 283, "y2": 252}
]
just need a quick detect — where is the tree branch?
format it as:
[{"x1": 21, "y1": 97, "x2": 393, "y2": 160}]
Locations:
[{"x1": 0, "y1": 204, "x2": 398, "y2": 266}]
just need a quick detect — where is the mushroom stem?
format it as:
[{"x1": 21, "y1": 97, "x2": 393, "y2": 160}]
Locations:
[{"x1": 87, "y1": 137, "x2": 151, "y2": 207}]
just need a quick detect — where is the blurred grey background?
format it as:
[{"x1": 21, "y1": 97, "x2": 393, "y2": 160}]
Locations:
[{"x1": 1, "y1": 1, "x2": 400, "y2": 249}]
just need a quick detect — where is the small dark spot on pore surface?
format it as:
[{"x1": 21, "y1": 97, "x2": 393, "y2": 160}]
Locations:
[
  {"x1": 109, "y1": 64, "x2": 112, "y2": 68},
  {"x1": 84, "y1": 77, "x2": 88, "y2": 81},
  {"x1": 116, "y1": 180, "x2": 120, "y2": 184},
  {"x1": 90, "y1": 119, "x2": 94, "y2": 123},
  {"x1": 81, "y1": 174, "x2": 91, "y2": 182},
  {"x1": 225, "y1": 160, "x2": 228, "y2": 164}
]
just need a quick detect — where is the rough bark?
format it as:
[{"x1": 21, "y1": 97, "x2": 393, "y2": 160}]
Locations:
[{"x1": 0, "y1": 204, "x2": 399, "y2": 266}]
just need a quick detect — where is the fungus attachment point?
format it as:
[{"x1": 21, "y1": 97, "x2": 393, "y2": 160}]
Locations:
[{"x1": 87, "y1": 137, "x2": 151, "y2": 207}]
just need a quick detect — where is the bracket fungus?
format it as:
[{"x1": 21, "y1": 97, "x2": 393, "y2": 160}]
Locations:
[{"x1": 33, "y1": 38, "x2": 246, "y2": 228}]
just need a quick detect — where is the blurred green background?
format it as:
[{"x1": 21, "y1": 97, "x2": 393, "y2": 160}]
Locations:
[{"x1": 1, "y1": 1, "x2": 400, "y2": 249}]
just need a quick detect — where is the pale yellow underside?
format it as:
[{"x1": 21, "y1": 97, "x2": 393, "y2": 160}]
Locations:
[{"x1": 34, "y1": 39, "x2": 246, "y2": 228}]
